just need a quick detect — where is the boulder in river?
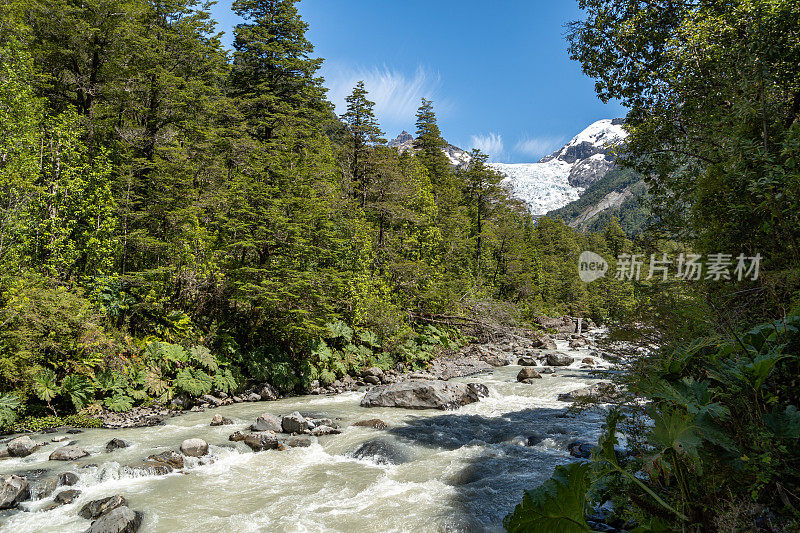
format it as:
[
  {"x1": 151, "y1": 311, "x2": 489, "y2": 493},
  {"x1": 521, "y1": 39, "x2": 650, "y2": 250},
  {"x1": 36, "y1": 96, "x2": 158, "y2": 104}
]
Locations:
[
  {"x1": 558, "y1": 382, "x2": 619, "y2": 403},
  {"x1": 283, "y1": 436, "x2": 311, "y2": 448},
  {"x1": 86, "y1": 505, "x2": 142, "y2": 533},
  {"x1": 53, "y1": 488, "x2": 81, "y2": 504},
  {"x1": 79, "y1": 495, "x2": 128, "y2": 519},
  {"x1": 144, "y1": 450, "x2": 184, "y2": 472},
  {"x1": 210, "y1": 414, "x2": 233, "y2": 426},
  {"x1": 258, "y1": 383, "x2": 279, "y2": 401},
  {"x1": 538, "y1": 367, "x2": 555, "y2": 374},
  {"x1": 0, "y1": 474, "x2": 30, "y2": 509},
  {"x1": 49, "y1": 445, "x2": 89, "y2": 461},
  {"x1": 517, "y1": 356, "x2": 537, "y2": 366},
  {"x1": 228, "y1": 431, "x2": 246, "y2": 442},
  {"x1": 7, "y1": 435, "x2": 38, "y2": 457},
  {"x1": 251, "y1": 413, "x2": 282, "y2": 432},
  {"x1": 352, "y1": 419, "x2": 389, "y2": 430},
  {"x1": 517, "y1": 367, "x2": 542, "y2": 381},
  {"x1": 568, "y1": 441, "x2": 596, "y2": 459},
  {"x1": 281, "y1": 412, "x2": 310, "y2": 434},
  {"x1": 360, "y1": 380, "x2": 487, "y2": 410},
  {"x1": 310, "y1": 425, "x2": 341, "y2": 436},
  {"x1": 532, "y1": 334, "x2": 558, "y2": 350},
  {"x1": 105, "y1": 438, "x2": 128, "y2": 453},
  {"x1": 545, "y1": 353, "x2": 573, "y2": 367},
  {"x1": 350, "y1": 438, "x2": 408, "y2": 465},
  {"x1": 244, "y1": 431, "x2": 279, "y2": 452},
  {"x1": 180, "y1": 438, "x2": 209, "y2": 457}
]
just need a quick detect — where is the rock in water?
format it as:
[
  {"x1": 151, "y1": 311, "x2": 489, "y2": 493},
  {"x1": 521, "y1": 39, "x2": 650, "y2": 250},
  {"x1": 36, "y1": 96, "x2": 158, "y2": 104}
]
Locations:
[
  {"x1": 54, "y1": 488, "x2": 81, "y2": 504},
  {"x1": 352, "y1": 419, "x2": 389, "y2": 430},
  {"x1": 360, "y1": 380, "x2": 487, "y2": 410},
  {"x1": 545, "y1": 353, "x2": 573, "y2": 366},
  {"x1": 7, "y1": 435, "x2": 37, "y2": 457},
  {"x1": 144, "y1": 450, "x2": 184, "y2": 472},
  {"x1": 59, "y1": 471, "x2": 79, "y2": 486},
  {"x1": 49, "y1": 445, "x2": 90, "y2": 461},
  {"x1": 558, "y1": 382, "x2": 619, "y2": 403},
  {"x1": 105, "y1": 438, "x2": 128, "y2": 452},
  {"x1": 79, "y1": 495, "x2": 128, "y2": 519},
  {"x1": 250, "y1": 413, "x2": 282, "y2": 432},
  {"x1": 0, "y1": 474, "x2": 30, "y2": 509},
  {"x1": 244, "y1": 431, "x2": 279, "y2": 451},
  {"x1": 517, "y1": 367, "x2": 542, "y2": 381},
  {"x1": 228, "y1": 431, "x2": 246, "y2": 442},
  {"x1": 281, "y1": 412, "x2": 310, "y2": 434},
  {"x1": 350, "y1": 438, "x2": 408, "y2": 465},
  {"x1": 517, "y1": 356, "x2": 537, "y2": 366},
  {"x1": 180, "y1": 438, "x2": 209, "y2": 457},
  {"x1": 210, "y1": 414, "x2": 233, "y2": 426},
  {"x1": 310, "y1": 425, "x2": 341, "y2": 436},
  {"x1": 86, "y1": 505, "x2": 142, "y2": 533}
]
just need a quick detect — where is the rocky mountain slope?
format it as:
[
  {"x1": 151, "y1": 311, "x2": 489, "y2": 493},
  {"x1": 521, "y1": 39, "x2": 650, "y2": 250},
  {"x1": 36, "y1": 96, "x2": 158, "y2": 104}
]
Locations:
[{"x1": 388, "y1": 131, "x2": 472, "y2": 167}]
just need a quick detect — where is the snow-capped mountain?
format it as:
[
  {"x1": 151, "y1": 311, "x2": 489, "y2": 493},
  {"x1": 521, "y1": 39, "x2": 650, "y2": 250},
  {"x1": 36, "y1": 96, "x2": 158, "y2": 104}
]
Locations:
[
  {"x1": 388, "y1": 131, "x2": 472, "y2": 168},
  {"x1": 489, "y1": 119, "x2": 627, "y2": 215}
]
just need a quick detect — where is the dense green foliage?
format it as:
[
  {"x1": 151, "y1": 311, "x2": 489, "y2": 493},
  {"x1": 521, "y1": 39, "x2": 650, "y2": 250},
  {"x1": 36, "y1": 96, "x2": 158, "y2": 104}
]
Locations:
[
  {"x1": 0, "y1": 0, "x2": 638, "y2": 426},
  {"x1": 508, "y1": 1, "x2": 800, "y2": 531}
]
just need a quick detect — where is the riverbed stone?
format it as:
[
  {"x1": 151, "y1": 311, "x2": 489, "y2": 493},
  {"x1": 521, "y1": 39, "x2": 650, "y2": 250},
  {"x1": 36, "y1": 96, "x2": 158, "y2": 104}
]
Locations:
[
  {"x1": 144, "y1": 450, "x2": 184, "y2": 471},
  {"x1": 353, "y1": 419, "x2": 389, "y2": 430},
  {"x1": 568, "y1": 441, "x2": 596, "y2": 459},
  {"x1": 361, "y1": 380, "x2": 486, "y2": 410},
  {"x1": 79, "y1": 495, "x2": 127, "y2": 519},
  {"x1": 7, "y1": 435, "x2": 38, "y2": 457},
  {"x1": 49, "y1": 445, "x2": 90, "y2": 461},
  {"x1": 210, "y1": 414, "x2": 233, "y2": 426},
  {"x1": 106, "y1": 438, "x2": 128, "y2": 452},
  {"x1": 281, "y1": 412, "x2": 310, "y2": 434},
  {"x1": 350, "y1": 438, "x2": 408, "y2": 465},
  {"x1": 244, "y1": 431, "x2": 279, "y2": 451},
  {"x1": 0, "y1": 474, "x2": 30, "y2": 509},
  {"x1": 558, "y1": 382, "x2": 619, "y2": 403},
  {"x1": 86, "y1": 505, "x2": 142, "y2": 533},
  {"x1": 310, "y1": 425, "x2": 341, "y2": 436},
  {"x1": 228, "y1": 431, "x2": 246, "y2": 442},
  {"x1": 284, "y1": 436, "x2": 311, "y2": 448},
  {"x1": 180, "y1": 438, "x2": 209, "y2": 457},
  {"x1": 517, "y1": 356, "x2": 537, "y2": 366},
  {"x1": 545, "y1": 353, "x2": 573, "y2": 366},
  {"x1": 54, "y1": 488, "x2": 81, "y2": 504},
  {"x1": 251, "y1": 413, "x2": 282, "y2": 432},
  {"x1": 538, "y1": 367, "x2": 555, "y2": 374},
  {"x1": 517, "y1": 367, "x2": 542, "y2": 381},
  {"x1": 258, "y1": 383, "x2": 279, "y2": 401}
]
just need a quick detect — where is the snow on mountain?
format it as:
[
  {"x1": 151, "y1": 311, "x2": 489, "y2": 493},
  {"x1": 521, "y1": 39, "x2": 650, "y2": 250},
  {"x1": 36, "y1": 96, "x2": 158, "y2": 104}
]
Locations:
[
  {"x1": 489, "y1": 119, "x2": 627, "y2": 215},
  {"x1": 388, "y1": 132, "x2": 472, "y2": 168}
]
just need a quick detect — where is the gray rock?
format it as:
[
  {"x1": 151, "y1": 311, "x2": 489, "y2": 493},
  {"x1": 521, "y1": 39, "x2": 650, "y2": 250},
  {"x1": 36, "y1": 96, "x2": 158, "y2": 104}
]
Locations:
[
  {"x1": 352, "y1": 419, "x2": 388, "y2": 430},
  {"x1": 244, "y1": 431, "x2": 279, "y2": 452},
  {"x1": 258, "y1": 383, "x2": 279, "y2": 401},
  {"x1": 538, "y1": 367, "x2": 555, "y2": 374},
  {"x1": 517, "y1": 367, "x2": 542, "y2": 381},
  {"x1": 546, "y1": 353, "x2": 573, "y2": 366},
  {"x1": 250, "y1": 413, "x2": 282, "y2": 432},
  {"x1": 310, "y1": 418, "x2": 337, "y2": 429},
  {"x1": 36, "y1": 475, "x2": 60, "y2": 498},
  {"x1": 569, "y1": 337, "x2": 588, "y2": 348},
  {"x1": 210, "y1": 414, "x2": 233, "y2": 426},
  {"x1": 281, "y1": 412, "x2": 310, "y2": 434},
  {"x1": 364, "y1": 375, "x2": 382, "y2": 385},
  {"x1": 54, "y1": 488, "x2": 81, "y2": 504},
  {"x1": 568, "y1": 441, "x2": 596, "y2": 459},
  {"x1": 558, "y1": 382, "x2": 619, "y2": 403},
  {"x1": 105, "y1": 438, "x2": 128, "y2": 453},
  {"x1": 517, "y1": 356, "x2": 537, "y2": 366},
  {"x1": 283, "y1": 436, "x2": 311, "y2": 448},
  {"x1": 245, "y1": 392, "x2": 261, "y2": 402},
  {"x1": 85, "y1": 505, "x2": 142, "y2": 533},
  {"x1": 7, "y1": 435, "x2": 38, "y2": 457},
  {"x1": 49, "y1": 445, "x2": 90, "y2": 461},
  {"x1": 228, "y1": 431, "x2": 246, "y2": 442},
  {"x1": 0, "y1": 474, "x2": 30, "y2": 509},
  {"x1": 310, "y1": 425, "x2": 341, "y2": 436},
  {"x1": 60, "y1": 471, "x2": 79, "y2": 486},
  {"x1": 79, "y1": 495, "x2": 127, "y2": 519},
  {"x1": 200, "y1": 394, "x2": 222, "y2": 407},
  {"x1": 179, "y1": 438, "x2": 208, "y2": 457},
  {"x1": 350, "y1": 438, "x2": 408, "y2": 465},
  {"x1": 144, "y1": 450, "x2": 184, "y2": 471},
  {"x1": 52, "y1": 435, "x2": 68, "y2": 442},
  {"x1": 360, "y1": 380, "x2": 486, "y2": 410},
  {"x1": 482, "y1": 354, "x2": 509, "y2": 367}
]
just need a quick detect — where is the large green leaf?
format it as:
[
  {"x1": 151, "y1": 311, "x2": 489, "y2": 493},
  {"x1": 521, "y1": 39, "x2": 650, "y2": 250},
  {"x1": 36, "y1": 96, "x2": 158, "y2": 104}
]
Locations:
[
  {"x1": 503, "y1": 461, "x2": 592, "y2": 533},
  {"x1": 213, "y1": 369, "x2": 237, "y2": 394},
  {"x1": 61, "y1": 374, "x2": 94, "y2": 411},
  {"x1": 145, "y1": 367, "x2": 169, "y2": 396},
  {"x1": 765, "y1": 405, "x2": 800, "y2": 439},
  {"x1": 0, "y1": 393, "x2": 21, "y2": 426},
  {"x1": 189, "y1": 346, "x2": 218, "y2": 372},
  {"x1": 326, "y1": 320, "x2": 353, "y2": 341},
  {"x1": 174, "y1": 367, "x2": 213, "y2": 396},
  {"x1": 104, "y1": 393, "x2": 133, "y2": 412},
  {"x1": 33, "y1": 368, "x2": 60, "y2": 402}
]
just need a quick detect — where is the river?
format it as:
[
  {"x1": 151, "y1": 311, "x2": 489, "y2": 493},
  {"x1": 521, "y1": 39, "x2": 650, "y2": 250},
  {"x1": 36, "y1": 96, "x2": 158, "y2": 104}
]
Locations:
[{"x1": 0, "y1": 334, "x2": 612, "y2": 532}]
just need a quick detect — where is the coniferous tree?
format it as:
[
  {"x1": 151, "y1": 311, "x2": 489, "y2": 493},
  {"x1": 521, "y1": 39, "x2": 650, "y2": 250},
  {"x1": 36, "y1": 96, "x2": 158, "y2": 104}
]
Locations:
[
  {"x1": 341, "y1": 81, "x2": 385, "y2": 207},
  {"x1": 461, "y1": 149, "x2": 504, "y2": 270}
]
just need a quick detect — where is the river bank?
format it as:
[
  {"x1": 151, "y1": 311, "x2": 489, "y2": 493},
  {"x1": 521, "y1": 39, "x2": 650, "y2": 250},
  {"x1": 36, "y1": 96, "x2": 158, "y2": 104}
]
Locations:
[{"x1": 0, "y1": 328, "x2": 614, "y2": 532}]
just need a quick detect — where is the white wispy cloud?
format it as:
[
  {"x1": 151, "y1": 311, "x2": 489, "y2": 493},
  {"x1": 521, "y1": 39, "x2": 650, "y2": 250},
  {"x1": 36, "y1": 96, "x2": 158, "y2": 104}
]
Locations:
[
  {"x1": 325, "y1": 64, "x2": 449, "y2": 125},
  {"x1": 514, "y1": 136, "x2": 566, "y2": 159},
  {"x1": 470, "y1": 133, "x2": 504, "y2": 159}
]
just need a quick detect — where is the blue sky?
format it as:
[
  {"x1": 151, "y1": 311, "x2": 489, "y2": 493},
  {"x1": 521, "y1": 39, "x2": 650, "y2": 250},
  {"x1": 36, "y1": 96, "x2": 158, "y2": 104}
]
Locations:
[{"x1": 209, "y1": 0, "x2": 624, "y2": 163}]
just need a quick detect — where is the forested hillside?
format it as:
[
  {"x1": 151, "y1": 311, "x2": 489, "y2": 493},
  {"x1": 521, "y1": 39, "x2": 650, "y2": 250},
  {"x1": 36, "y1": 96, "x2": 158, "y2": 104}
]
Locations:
[{"x1": 0, "y1": 0, "x2": 638, "y2": 425}]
